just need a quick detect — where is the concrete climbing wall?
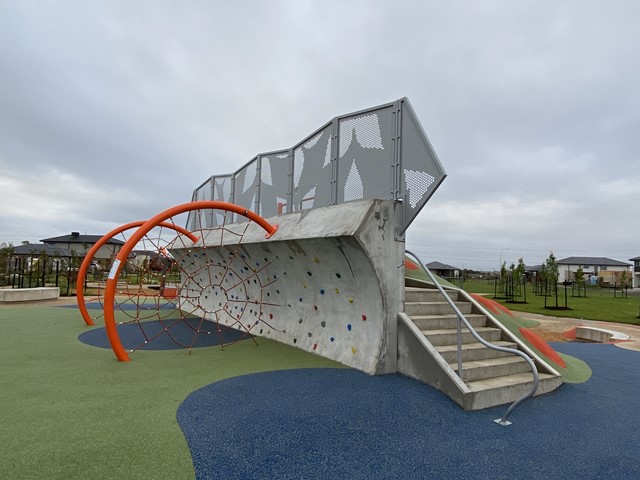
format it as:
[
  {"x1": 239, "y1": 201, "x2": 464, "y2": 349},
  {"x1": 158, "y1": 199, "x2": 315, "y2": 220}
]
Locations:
[{"x1": 173, "y1": 199, "x2": 404, "y2": 375}]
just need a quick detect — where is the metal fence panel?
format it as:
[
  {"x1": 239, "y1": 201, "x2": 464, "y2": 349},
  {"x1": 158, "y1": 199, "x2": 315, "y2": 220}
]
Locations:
[
  {"x1": 187, "y1": 97, "x2": 446, "y2": 234},
  {"x1": 231, "y1": 158, "x2": 259, "y2": 223},
  {"x1": 336, "y1": 105, "x2": 396, "y2": 204},
  {"x1": 258, "y1": 150, "x2": 292, "y2": 218},
  {"x1": 291, "y1": 123, "x2": 333, "y2": 212},
  {"x1": 398, "y1": 99, "x2": 447, "y2": 234}
]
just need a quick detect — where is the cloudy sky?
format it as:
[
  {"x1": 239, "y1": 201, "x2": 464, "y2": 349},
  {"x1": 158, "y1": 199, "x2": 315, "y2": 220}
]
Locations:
[{"x1": 1, "y1": 0, "x2": 638, "y2": 270}]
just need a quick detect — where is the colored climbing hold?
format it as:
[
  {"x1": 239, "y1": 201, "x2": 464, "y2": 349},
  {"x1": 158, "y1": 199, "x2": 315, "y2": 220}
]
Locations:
[
  {"x1": 352, "y1": 346, "x2": 357, "y2": 355},
  {"x1": 314, "y1": 305, "x2": 318, "y2": 311},
  {"x1": 335, "y1": 288, "x2": 340, "y2": 294},
  {"x1": 320, "y1": 289, "x2": 325, "y2": 295},
  {"x1": 313, "y1": 343, "x2": 318, "y2": 350},
  {"x1": 336, "y1": 273, "x2": 342, "y2": 278},
  {"x1": 330, "y1": 337, "x2": 335, "y2": 342},
  {"x1": 313, "y1": 257, "x2": 320, "y2": 263},
  {"x1": 348, "y1": 298, "x2": 353, "y2": 304},
  {"x1": 362, "y1": 314, "x2": 367, "y2": 321},
  {"x1": 321, "y1": 321, "x2": 326, "y2": 327},
  {"x1": 347, "y1": 324, "x2": 352, "y2": 331}
]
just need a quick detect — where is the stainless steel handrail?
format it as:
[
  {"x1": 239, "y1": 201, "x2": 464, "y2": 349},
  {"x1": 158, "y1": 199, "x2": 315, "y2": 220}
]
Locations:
[{"x1": 405, "y1": 250, "x2": 539, "y2": 425}]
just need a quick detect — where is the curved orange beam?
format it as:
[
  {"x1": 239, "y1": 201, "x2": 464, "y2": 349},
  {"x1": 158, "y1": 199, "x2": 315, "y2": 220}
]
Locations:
[
  {"x1": 103, "y1": 201, "x2": 278, "y2": 361},
  {"x1": 76, "y1": 221, "x2": 198, "y2": 326}
]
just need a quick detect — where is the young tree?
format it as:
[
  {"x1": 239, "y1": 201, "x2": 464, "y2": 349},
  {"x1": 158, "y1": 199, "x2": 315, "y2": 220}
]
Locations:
[
  {"x1": 545, "y1": 251, "x2": 560, "y2": 307},
  {"x1": 0, "y1": 242, "x2": 15, "y2": 285},
  {"x1": 620, "y1": 270, "x2": 629, "y2": 288},
  {"x1": 545, "y1": 252, "x2": 559, "y2": 286},
  {"x1": 575, "y1": 265, "x2": 585, "y2": 284},
  {"x1": 514, "y1": 257, "x2": 526, "y2": 280}
]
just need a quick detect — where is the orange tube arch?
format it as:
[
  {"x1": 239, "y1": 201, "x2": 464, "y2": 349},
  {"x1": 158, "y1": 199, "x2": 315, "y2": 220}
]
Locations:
[
  {"x1": 103, "y1": 201, "x2": 278, "y2": 361},
  {"x1": 76, "y1": 221, "x2": 198, "y2": 326}
]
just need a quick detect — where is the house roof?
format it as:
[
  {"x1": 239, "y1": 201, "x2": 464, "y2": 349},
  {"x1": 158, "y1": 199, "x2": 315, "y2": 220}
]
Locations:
[
  {"x1": 426, "y1": 261, "x2": 458, "y2": 271},
  {"x1": 41, "y1": 232, "x2": 125, "y2": 245},
  {"x1": 13, "y1": 243, "x2": 72, "y2": 257},
  {"x1": 630, "y1": 256, "x2": 640, "y2": 261},
  {"x1": 557, "y1": 256, "x2": 631, "y2": 267}
]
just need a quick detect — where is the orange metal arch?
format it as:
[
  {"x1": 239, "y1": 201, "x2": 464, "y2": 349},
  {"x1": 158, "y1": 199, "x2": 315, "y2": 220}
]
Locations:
[
  {"x1": 76, "y1": 221, "x2": 198, "y2": 326},
  {"x1": 103, "y1": 201, "x2": 278, "y2": 361}
]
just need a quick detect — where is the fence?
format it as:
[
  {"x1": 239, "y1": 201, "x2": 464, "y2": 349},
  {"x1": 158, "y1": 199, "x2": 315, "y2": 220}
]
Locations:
[{"x1": 187, "y1": 97, "x2": 446, "y2": 236}]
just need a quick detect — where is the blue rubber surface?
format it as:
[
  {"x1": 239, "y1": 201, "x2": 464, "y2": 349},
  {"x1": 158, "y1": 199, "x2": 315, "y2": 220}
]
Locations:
[
  {"x1": 78, "y1": 319, "x2": 251, "y2": 350},
  {"x1": 177, "y1": 342, "x2": 640, "y2": 479}
]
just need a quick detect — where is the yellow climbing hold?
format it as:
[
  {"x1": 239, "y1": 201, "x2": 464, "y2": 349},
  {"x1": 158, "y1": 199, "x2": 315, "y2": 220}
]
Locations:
[
  {"x1": 335, "y1": 288, "x2": 340, "y2": 294},
  {"x1": 351, "y1": 346, "x2": 357, "y2": 355},
  {"x1": 313, "y1": 257, "x2": 320, "y2": 263},
  {"x1": 348, "y1": 298, "x2": 353, "y2": 304}
]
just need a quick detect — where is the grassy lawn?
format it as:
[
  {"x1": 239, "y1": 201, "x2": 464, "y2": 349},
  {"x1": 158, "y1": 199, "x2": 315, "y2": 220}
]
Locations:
[{"x1": 463, "y1": 279, "x2": 640, "y2": 325}]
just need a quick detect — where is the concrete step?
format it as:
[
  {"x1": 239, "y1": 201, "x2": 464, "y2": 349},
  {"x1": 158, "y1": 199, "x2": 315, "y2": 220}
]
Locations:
[
  {"x1": 410, "y1": 313, "x2": 487, "y2": 330},
  {"x1": 465, "y1": 373, "x2": 563, "y2": 411},
  {"x1": 436, "y1": 341, "x2": 519, "y2": 363},
  {"x1": 421, "y1": 327, "x2": 502, "y2": 346},
  {"x1": 405, "y1": 287, "x2": 461, "y2": 303},
  {"x1": 405, "y1": 301, "x2": 473, "y2": 316},
  {"x1": 451, "y1": 356, "x2": 531, "y2": 382}
]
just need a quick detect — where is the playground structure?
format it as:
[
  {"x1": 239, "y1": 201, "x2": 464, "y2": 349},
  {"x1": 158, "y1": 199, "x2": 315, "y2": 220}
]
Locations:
[{"x1": 80, "y1": 98, "x2": 565, "y2": 417}]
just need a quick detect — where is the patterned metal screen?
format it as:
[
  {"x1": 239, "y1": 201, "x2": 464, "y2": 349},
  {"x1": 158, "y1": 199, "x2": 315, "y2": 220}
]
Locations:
[{"x1": 187, "y1": 97, "x2": 446, "y2": 234}]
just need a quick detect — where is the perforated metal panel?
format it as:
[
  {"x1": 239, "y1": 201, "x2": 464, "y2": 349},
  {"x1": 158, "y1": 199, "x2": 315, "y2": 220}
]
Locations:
[
  {"x1": 187, "y1": 97, "x2": 446, "y2": 234},
  {"x1": 291, "y1": 124, "x2": 333, "y2": 212},
  {"x1": 232, "y1": 158, "x2": 258, "y2": 223},
  {"x1": 336, "y1": 105, "x2": 395, "y2": 204},
  {"x1": 186, "y1": 177, "x2": 214, "y2": 230},
  {"x1": 258, "y1": 150, "x2": 291, "y2": 218},
  {"x1": 399, "y1": 99, "x2": 446, "y2": 233}
]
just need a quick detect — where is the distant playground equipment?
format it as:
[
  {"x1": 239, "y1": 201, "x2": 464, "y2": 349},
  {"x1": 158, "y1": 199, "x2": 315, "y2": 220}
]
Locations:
[{"x1": 84, "y1": 98, "x2": 572, "y2": 422}]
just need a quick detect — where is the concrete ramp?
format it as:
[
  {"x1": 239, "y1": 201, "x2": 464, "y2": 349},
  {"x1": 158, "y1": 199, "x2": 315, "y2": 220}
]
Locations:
[{"x1": 174, "y1": 199, "x2": 403, "y2": 374}]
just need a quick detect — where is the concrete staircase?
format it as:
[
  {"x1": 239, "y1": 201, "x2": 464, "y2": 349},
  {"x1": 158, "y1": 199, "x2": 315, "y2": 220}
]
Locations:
[{"x1": 399, "y1": 286, "x2": 562, "y2": 411}]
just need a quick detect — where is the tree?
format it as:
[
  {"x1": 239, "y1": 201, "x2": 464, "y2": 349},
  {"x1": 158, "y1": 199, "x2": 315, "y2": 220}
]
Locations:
[
  {"x1": 0, "y1": 242, "x2": 15, "y2": 286},
  {"x1": 620, "y1": 270, "x2": 629, "y2": 288},
  {"x1": 575, "y1": 265, "x2": 585, "y2": 284},
  {"x1": 545, "y1": 252, "x2": 559, "y2": 286},
  {"x1": 544, "y1": 251, "x2": 560, "y2": 308},
  {"x1": 514, "y1": 257, "x2": 526, "y2": 280}
]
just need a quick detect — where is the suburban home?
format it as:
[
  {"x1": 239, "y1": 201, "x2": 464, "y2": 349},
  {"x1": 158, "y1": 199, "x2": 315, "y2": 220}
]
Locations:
[
  {"x1": 12, "y1": 243, "x2": 72, "y2": 271},
  {"x1": 426, "y1": 261, "x2": 459, "y2": 279},
  {"x1": 41, "y1": 232, "x2": 124, "y2": 263},
  {"x1": 557, "y1": 256, "x2": 632, "y2": 285},
  {"x1": 630, "y1": 256, "x2": 640, "y2": 288}
]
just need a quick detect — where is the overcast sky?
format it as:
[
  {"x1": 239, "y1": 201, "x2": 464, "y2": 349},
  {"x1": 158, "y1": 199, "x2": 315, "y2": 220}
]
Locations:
[{"x1": 1, "y1": 0, "x2": 638, "y2": 270}]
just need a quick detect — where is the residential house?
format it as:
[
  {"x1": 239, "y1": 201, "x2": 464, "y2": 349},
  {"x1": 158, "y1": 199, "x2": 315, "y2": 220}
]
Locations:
[
  {"x1": 630, "y1": 256, "x2": 640, "y2": 289},
  {"x1": 426, "y1": 261, "x2": 459, "y2": 279},
  {"x1": 557, "y1": 256, "x2": 631, "y2": 285},
  {"x1": 41, "y1": 232, "x2": 124, "y2": 263},
  {"x1": 12, "y1": 243, "x2": 71, "y2": 271}
]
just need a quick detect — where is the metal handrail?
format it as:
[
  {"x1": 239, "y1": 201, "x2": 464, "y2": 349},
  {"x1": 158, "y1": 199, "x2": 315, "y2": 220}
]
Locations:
[{"x1": 405, "y1": 250, "x2": 539, "y2": 425}]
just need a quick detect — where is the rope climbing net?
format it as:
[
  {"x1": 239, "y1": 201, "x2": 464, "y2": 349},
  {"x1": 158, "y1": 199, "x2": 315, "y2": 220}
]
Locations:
[{"x1": 78, "y1": 201, "x2": 279, "y2": 361}]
